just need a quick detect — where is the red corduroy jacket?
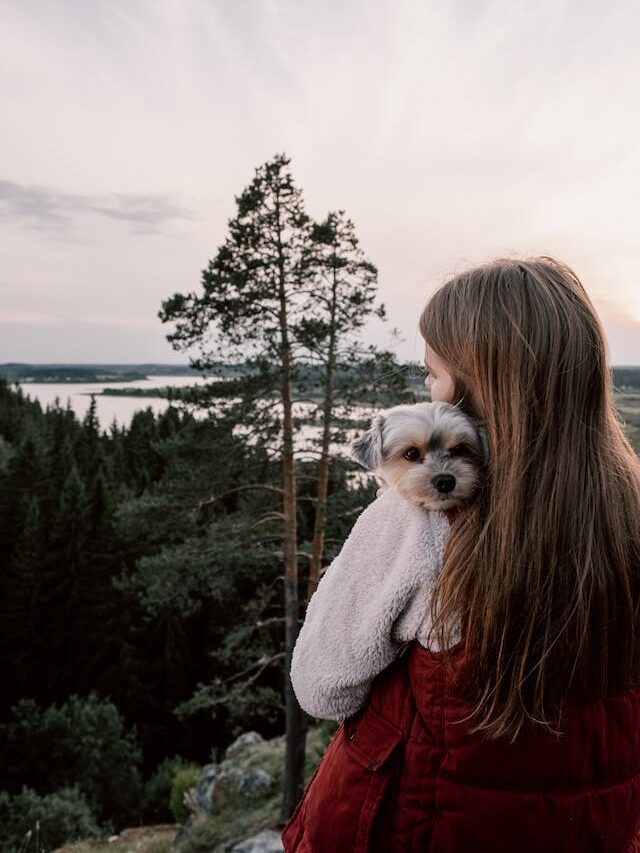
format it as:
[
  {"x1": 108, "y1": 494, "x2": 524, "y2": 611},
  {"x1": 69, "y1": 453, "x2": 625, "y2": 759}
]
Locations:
[{"x1": 282, "y1": 641, "x2": 640, "y2": 852}]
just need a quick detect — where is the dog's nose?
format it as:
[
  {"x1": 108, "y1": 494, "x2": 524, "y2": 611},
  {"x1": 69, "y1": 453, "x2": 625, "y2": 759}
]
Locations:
[{"x1": 432, "y1": 474, "x2": 456, "y2": 494}]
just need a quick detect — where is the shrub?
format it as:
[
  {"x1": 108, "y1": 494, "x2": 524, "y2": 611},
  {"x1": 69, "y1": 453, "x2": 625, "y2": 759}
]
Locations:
[
  {"x1": 143, "y1": 755, "x2": 189, "y2": 823},
  {"x1": 0, "y1": 785, "x2": 100, "y2": 853},
  {"x1": 170, "y1": 766, "x2": 201, "y2": 825},
  {"x1": 0, "y1": 693, "x2": 142, "y2": 829}
]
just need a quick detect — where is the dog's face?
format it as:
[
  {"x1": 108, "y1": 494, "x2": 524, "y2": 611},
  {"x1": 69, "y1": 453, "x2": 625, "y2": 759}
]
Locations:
[{"x1": 350, "y1": 401, "x2": 485, "y2": 510}]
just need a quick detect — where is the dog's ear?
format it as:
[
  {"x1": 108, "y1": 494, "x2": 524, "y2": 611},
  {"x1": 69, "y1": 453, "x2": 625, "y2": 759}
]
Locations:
[
  {"x1": 449, "y1": 400, "x2": 490, "y2": 466},
  {"x1": 350, "y1": 414, "x2": 384, "y2": 470},
  {"x1": 477, "y1": 425, "x2": 490, "y2": 464}
]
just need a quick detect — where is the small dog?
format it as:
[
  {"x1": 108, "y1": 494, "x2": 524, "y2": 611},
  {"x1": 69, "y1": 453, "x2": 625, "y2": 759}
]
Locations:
[{"x1": 350, "y1": 401, "x2": 486, "y2": 511}]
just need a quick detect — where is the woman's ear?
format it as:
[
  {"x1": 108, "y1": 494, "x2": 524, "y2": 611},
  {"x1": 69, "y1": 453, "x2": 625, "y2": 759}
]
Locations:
[{"x1": 350, "y1": 414, "x2": 384, "y2": 470}]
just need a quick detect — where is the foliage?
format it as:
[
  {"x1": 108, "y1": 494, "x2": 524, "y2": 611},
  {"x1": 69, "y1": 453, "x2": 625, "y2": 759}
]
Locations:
[
  {"x1": 0, "y1": 380, "x2": 221, "y2": 800},
  {"x1": 169, "y1": 766, "x2": 201, "y2": 825},
  {"x1": 0, "y1": 785, "x2": 100, "y2": 853},
  {"x1": 0, "y1": 694, "x2": 142, "y2": 829},
  {"x1": 162, "y1": 154, "x2": 310, "y2": 367},
  {"x1": 142, "y1": 755, "x2": 190, "y2": 824}
]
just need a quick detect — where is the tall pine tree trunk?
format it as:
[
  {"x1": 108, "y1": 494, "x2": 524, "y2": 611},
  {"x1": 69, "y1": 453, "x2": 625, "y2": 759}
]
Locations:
[
  {"x1": 277, "y1": 208, "x2": 307, "y2": 823},
  {"x1": 280, "y1": 343, "x2": 307, "y2": 820},
  {"x1": 307, "y1": 340, "x2": 335, "y2": 600},
  {"x1": 307, "y1": 267, "x2": 338, "y2": 599}
]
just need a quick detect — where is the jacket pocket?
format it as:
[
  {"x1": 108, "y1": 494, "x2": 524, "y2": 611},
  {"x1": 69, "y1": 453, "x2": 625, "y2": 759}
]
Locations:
[
  {"x1": 346, "y1": 707, "x2": 404, "y2": 853},
  {"x1": 283, "y1": 707, "x2": 403, "y2": 852}
]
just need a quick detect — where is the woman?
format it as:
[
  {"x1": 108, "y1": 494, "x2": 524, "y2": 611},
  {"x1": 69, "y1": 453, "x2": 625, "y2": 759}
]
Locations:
[{"x1": 282, "y1": 257, "x2": 640, "y2": 852}]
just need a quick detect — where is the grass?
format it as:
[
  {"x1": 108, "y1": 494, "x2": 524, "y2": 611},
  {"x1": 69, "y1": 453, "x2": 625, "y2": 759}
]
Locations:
[{"x1": 52, "y1": 825, "x2": 178, "y2": 853}]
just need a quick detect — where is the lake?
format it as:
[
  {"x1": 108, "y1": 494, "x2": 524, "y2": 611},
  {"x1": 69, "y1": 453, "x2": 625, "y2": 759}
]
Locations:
[
  {"x1": 13, "y1": 376, "x2": 215, "y2": 430},
  {"x1": 12, "y1": 375, "x2": 374, "y2": 468}
]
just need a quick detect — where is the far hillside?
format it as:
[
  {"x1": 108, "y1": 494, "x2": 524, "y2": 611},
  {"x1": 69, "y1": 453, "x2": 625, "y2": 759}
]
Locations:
[
  {"x1": 0, "y1": 363, "x2": 240, "y2": 384},
  {"x1": 3, "y1": 362, "x2": 640, "y2": 388},
  {"x1": 613, "y1": 367, "x2": 640, "y2": 389}
]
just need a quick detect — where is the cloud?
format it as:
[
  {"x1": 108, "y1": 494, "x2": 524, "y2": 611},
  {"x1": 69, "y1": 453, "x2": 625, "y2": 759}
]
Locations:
[
  {"x1": 89, "y1": 193, "x2": 193, "y2": 226},
  {"x1": 0, "y1": 180, "x2": 195, "y2": 233},
  {"x1": 0, "y1": 180, "x2": 71, "y2": 227}
]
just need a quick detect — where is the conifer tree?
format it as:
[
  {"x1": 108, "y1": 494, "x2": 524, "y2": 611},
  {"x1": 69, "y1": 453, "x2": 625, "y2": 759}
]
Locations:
[
  {"x1": 123, "y1": 409, "x2": 162, "y2": 493},
  {"x1": 299, "y1": 210, "x2": 385, "y2": 597},
  {"x1": 52, "y1": 464, "x2": 89, "y2": 572},
  {"x1": 1, "y1": 493, "x2": 47, "y2": 702},
  {"x1": 160, "y1": 153, "x2": 314, "y2": 819},
  {"x1": 45, "y1": 405, "x2": 79, "y2": 502},
  {"x1": 76, "y1": 395, "x2": 101, "y2": 478},
  {"x1": 0, "y1": 421, "x2": 57, "y2": 706}
]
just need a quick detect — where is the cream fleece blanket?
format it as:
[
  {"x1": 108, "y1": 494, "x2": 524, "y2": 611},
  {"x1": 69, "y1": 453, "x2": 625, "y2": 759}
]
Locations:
[{"x1": 290, "y1": 488, "x2": 454, "y2": 721}]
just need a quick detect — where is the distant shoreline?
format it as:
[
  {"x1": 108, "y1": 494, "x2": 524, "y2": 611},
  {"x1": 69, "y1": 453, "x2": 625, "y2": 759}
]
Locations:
[
  {"x1": 2, "y1": 363, "x2": 640, "y2": 391},
  {"x1": 0, "y1": 362, "x2": 242, "y2": 384}
]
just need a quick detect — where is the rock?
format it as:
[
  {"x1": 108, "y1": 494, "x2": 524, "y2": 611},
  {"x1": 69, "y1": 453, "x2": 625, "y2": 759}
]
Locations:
[
  {"x1": 189, "y1": 732, "x2": 274, "y2": 816},
  {"x1": 192, "y1": 758, "x2": 274, "y2": 816},
  {"x1": 238, "y1": 769, "x2": 273, "y2": 795},
  {"x1": 194, "y1": 762, "x2": 219, "y2": 813},
  {"x1": 225, "y1": 731, "x2": 264, "y2": 759},
  {"x1": 229, "y1": 829, "x2": 284, "y2": 852}
]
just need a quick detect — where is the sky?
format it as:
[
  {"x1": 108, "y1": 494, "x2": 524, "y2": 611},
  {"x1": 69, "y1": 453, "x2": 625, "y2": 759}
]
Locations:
[{"x1": 1, "y1": 0, "x2": 640, "y2": 365}]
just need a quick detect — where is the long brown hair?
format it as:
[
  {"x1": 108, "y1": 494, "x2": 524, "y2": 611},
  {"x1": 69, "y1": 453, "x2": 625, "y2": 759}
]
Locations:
[{"x1": 420, "y1": 257, "x2": 640, "y2": 740}]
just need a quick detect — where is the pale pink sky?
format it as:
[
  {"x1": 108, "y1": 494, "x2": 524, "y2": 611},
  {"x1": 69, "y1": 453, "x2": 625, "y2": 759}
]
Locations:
[{"x1": 1, "y1": 0, "x2": 640, "y2": 364}]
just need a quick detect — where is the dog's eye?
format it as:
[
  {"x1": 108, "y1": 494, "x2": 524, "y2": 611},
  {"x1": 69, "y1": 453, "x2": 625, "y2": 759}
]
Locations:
[
  {"x1": 403, "y1": 447, "x2": 421, "y2": 462},
  {"x1": 449, "y1": 443, "x2": 471, "y2": 457}
]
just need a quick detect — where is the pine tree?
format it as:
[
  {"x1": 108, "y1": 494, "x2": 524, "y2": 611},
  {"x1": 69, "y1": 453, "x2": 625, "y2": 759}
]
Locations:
[
  {"x1": 52, "y1": 464, "x2": 89, "y2": 572},
  {"x1": 1, "y1": 493, "x2": 47, "y2": 703},
  {"x1": 76, "y1": 395, "x2": 101, "y2": 479},
  {"x1": 123, "y1": 409, "x2": 163, "y2": 494},
  {"x1": 299, "y1": 210, "x2": 385, "y2": 597},
  {"x1": 0, "y1": 422, "x2": 56, "y2": 707},
  {"x1": 160, "y1": 153, "x2": 314, "y2": 818}
]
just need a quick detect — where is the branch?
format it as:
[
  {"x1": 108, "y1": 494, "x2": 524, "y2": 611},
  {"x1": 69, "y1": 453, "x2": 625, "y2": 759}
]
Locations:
[
  {"x1": 251, "y1": 511, "x2": 286, "y2": 527},
  {"x1": 255, "y1": 616, "x2": 285, "y2": 629},
  {"x1": 197, "y1": 484, "x2": 284, "y2": 509},
  {"x1": 222, "y1": 651, "x2": 285, "y2": 686}
]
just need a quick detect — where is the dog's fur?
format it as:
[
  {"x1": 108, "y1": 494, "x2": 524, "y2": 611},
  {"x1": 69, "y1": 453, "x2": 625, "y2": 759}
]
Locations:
[{"x1": 350, "y1": 401, "x2": 486, "y2": 511}]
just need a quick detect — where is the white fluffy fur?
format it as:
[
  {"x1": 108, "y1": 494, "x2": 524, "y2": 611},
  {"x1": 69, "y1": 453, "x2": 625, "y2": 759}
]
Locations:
[
  {"x1": 290, "y1": 488, "x2": 454, "y2": 720},
  {"x1": 291, "y1": 403, "x2": 481, "y2": 720}
]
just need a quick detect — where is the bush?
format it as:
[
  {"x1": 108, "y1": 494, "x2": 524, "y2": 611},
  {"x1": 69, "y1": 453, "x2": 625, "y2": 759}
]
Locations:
[
  {"x1": 143, "y1": 755, "x2": 189, "y2": 823},
  {"x1": 0, "y1": 693, "x2": 142, "y2": 829},
  {"x1": 0, "y1": 785, "x2": 100, "y2": 853},
  {"x1": 170, "y1": 766, "x2": 201, "y2": 825}
]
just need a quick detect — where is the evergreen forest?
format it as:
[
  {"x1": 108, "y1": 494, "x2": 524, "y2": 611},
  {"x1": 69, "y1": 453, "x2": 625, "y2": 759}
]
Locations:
[{"x1": 0, "y1": 371, "x2": 410, "y2": 849}]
